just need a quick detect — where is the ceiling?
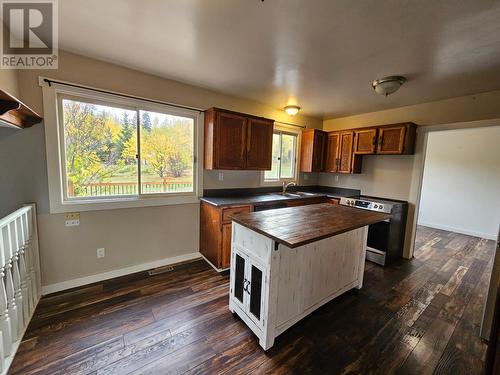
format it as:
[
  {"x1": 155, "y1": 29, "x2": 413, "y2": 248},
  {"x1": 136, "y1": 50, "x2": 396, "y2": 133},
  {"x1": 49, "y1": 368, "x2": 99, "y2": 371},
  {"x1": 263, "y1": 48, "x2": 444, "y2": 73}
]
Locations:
[{"x1": 58, "y1": 0, "x2": 500, "y2": 119}]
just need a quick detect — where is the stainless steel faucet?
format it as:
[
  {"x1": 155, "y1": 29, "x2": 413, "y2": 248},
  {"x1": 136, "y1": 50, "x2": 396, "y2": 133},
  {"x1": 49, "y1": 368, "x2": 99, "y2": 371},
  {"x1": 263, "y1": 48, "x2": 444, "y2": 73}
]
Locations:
[{"x1": 282, "y1": 181, "x2": 297, "y2": 194}]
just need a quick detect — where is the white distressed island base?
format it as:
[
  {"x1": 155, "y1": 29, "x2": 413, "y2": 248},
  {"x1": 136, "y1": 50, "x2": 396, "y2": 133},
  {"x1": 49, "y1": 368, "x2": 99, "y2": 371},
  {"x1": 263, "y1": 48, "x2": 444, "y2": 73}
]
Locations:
[{"x1": 228, "y1": 222, "x2": 368, "y2": 350}]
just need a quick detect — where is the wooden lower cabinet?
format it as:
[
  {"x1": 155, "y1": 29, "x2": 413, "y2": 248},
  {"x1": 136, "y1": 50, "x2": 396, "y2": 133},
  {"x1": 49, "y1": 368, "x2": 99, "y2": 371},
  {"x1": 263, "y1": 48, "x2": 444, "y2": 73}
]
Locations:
[
  {"x1": 200, "y1": 202, "x2": 252, "y2": 270},
  {"x1": 221, "y1": 224, "x2": 232, "y2": 269}
]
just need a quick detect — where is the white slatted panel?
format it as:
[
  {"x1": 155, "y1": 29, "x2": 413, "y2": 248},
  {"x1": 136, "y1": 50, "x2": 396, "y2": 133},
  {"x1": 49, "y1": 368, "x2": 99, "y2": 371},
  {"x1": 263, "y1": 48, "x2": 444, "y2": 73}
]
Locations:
[{"x1": 0, "y1": 205, "x2": 41, "y2": 374}]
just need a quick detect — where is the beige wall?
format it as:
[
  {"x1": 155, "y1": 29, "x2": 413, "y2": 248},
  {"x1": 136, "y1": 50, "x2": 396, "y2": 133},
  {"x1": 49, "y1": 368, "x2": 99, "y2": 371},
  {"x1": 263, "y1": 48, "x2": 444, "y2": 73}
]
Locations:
[
  {"x1": 0, "y1": 69, "x2": 19, "y2": 97},
  {"x1": 13, "y1": 51, "x2": 321, "y2": 287},
  {"x1": 320, "y1": 90, "x2": 500, "y2": 257}
]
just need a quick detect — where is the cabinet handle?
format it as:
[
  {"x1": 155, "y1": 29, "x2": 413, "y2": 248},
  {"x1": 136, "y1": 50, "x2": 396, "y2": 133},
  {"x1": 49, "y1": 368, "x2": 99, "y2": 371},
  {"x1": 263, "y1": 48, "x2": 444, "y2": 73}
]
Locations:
[
  {"x1": 244, "y1": 279, "x2": 251, "y2": 294},
  {"x1": 378, "y1": 135, "x2": 384, "y2": 146}
]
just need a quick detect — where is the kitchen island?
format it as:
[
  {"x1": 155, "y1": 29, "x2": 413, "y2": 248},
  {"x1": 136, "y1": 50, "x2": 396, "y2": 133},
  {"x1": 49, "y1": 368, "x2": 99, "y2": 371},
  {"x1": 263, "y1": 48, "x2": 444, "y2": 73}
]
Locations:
[{"x1": 229, "y1": 203, "x2": 390, "y2": 350}]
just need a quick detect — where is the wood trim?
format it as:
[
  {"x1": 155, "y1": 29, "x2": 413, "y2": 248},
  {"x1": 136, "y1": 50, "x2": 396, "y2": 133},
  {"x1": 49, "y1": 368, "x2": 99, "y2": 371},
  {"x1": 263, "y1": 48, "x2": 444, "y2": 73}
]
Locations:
[{"x1": 0, "y1": 89, "x2": 43, "y2": 128}]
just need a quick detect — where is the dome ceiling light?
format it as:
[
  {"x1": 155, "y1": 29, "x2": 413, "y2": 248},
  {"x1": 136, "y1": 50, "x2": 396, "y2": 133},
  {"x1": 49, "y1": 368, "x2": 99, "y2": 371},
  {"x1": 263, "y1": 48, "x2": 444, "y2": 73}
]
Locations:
[
  {"x1": 284, "y1": 105, "x2": 300, "y2": 116},
  {"x1": 372, "y1": 76, "x2": 406, "y2": 96}
]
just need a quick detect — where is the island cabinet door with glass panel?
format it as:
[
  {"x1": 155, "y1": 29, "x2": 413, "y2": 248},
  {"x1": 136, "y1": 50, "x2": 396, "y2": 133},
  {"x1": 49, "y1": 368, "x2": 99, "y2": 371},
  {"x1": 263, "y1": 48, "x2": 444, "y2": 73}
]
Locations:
[{"x1": 230, "y1": 246, "x2": 268, "y2": 331}]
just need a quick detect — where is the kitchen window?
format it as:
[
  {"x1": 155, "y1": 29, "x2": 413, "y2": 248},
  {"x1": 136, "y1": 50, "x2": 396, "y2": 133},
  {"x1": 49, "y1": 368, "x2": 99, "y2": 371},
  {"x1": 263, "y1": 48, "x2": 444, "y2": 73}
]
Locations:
[
  {"x1": 41, "y1": 80, "x2": 202, "y2": 213},
  {"x1": 263, "y1": 129, "x2": 299, "y2": 183}
]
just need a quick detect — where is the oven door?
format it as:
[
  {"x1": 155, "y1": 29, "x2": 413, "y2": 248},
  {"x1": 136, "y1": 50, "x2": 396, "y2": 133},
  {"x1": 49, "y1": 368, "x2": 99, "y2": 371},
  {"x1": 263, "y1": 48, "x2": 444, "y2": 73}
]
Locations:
[{"x1": 366, "y1": 219, "x2": 390, "y2": 265}]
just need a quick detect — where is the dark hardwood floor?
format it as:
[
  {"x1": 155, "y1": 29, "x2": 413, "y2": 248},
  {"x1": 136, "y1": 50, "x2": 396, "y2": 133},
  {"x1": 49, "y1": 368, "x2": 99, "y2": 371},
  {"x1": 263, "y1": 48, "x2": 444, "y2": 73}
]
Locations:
[{"x1": 9, "y1": 226, "x2": 495, "y2": 374}]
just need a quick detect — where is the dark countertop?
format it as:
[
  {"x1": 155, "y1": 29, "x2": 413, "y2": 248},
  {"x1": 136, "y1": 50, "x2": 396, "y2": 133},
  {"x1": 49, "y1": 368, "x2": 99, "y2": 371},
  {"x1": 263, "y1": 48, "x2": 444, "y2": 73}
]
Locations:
[
  {"x1": 199, "y1": 186, "x2": 360, "y2": 207},
  {"x1": 232, "y1": 203, "x2": 390, "y2": 248}
]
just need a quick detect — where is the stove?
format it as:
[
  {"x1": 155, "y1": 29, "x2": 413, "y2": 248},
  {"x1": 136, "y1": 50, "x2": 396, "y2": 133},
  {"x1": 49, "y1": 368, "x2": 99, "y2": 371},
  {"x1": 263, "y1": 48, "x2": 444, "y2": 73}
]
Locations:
[
  {"x1": 339, "y1": 197, "x2": 393, "y2": 214},
  {"x1": 340, "y1": 196, "x2": 408, "y2": 265}
]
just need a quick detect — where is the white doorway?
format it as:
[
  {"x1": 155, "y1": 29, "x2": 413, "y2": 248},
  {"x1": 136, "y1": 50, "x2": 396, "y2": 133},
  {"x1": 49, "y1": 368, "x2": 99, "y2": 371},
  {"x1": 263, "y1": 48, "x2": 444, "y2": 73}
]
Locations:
[{"x1": 417, "y1": 126, "x2": 500, "y2": 240}]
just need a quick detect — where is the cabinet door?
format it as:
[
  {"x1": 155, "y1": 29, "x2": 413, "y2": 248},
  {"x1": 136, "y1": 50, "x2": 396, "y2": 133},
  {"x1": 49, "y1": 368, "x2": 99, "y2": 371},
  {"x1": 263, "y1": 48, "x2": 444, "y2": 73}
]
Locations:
[
  {"x1": 215, "y1": 111, "x2": 247, "y2": 169},
  {"x1": 312, "y1": 131, "x2": 327, "y2": 172},
  {"x1": 377, "y1": 125, "x2": 406, "y2": 154},
  {"x1": 246, "y1": 118, "x2": 273, "y2": 170},
  {"x1": 231, "y1": 249, "x2": 247, "y2": 310},
  {"x1": 300, "y1": 129, "x2": 327, "y2": 172},
  {"x1": 338, "y1": 131, "x2": 354, "y2": 173},
  {"x1": 354, "y1": 128, "x2": 377, "y2": 154},
  {"x1": 247, "y1": 260, "x2": 265, "y2": 328},
  {"x1": 221, "y1": 223, "x2": 232, "y2": 269},
  {"x1": 325, "y1": 132, "x2": 340, "y2": 172}
]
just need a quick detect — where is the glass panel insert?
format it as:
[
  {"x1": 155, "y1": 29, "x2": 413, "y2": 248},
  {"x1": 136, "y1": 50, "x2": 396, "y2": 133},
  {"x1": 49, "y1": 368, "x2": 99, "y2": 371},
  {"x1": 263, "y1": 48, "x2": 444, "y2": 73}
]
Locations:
[{"x1": 249, "y1": 264, "x2": 263, "y2": 320}]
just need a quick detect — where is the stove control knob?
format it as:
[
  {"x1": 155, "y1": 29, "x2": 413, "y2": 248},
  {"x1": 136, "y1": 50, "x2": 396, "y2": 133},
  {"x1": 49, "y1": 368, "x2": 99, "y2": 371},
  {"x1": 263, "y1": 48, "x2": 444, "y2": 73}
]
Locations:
[
  {"x1": 379, "y1": 205, "x2": 383, "y2": 210},
  {"x1": 374, "y1": 204, "x2": 378, "y2": 208}
]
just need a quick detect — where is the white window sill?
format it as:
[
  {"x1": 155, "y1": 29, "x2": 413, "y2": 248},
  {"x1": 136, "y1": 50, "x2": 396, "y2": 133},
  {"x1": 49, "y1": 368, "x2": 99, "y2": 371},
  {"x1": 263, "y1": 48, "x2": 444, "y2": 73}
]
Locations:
[{"x1": 49, "y1": 194, "x2": 200, "y2": 213}]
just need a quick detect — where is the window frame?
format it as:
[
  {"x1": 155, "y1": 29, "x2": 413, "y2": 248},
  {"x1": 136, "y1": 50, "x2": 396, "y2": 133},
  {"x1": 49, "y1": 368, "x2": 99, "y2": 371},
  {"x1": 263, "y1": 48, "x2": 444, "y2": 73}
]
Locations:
[
  {"x1": 261, "y1": 125, "x2": 301, "y2": 186},
  {"x1": 42, "y1": 79, "x2": 203, "y2": 213}
]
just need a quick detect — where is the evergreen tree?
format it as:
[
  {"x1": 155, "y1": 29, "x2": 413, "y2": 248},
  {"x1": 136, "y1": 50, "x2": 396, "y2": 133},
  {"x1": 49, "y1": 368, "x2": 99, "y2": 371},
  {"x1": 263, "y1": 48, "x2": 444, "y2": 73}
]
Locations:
[
  {"x1": 116, "y1": 111, "x2": 135, "y2": 162},
  {"x1": 141, "y1": 111, "x2": 152, "y2": 132}
]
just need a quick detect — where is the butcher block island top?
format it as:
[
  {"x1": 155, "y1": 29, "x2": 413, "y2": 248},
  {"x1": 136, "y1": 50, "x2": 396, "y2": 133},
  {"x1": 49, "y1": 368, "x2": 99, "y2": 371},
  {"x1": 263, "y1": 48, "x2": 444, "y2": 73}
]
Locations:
[{"x1": 231, "y1": 203, "x2": 390, "y2": 248}]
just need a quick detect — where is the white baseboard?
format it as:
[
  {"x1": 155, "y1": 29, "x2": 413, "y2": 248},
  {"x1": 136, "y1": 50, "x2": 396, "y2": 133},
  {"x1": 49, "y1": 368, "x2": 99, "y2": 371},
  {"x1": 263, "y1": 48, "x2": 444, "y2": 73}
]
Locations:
[
  {"x1": 41, "y1": 252, "x2": 202, "y2": 295},
  {"x1": 417, "y1": 221, "x2": 497, "y2": 240}
]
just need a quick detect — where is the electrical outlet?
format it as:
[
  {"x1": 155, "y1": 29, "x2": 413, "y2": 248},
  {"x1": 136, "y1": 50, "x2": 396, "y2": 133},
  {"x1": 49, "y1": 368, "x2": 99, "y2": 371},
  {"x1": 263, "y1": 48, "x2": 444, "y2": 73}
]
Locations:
[
  {"x1": 335, "y1": 175, "x2": 339, "y2": 182},
  {"x1": 97, "y1": 248, "x2": 105, "y2": 258},
  {"x1": 218, "y1": 172, "x2": 224, "y2": 181},
  {"x1": 304, "y1": 174, "x2": 309, "y2": 181},
  {"x1": 65, "y1": 212, "x2": 80, "y2": 227}
]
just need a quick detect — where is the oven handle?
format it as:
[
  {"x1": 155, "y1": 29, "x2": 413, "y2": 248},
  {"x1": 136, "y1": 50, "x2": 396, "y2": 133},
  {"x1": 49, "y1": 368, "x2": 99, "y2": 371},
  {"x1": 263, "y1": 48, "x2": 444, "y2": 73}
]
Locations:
[{"x1": 366, "y1": 246, "x2": 386, "y2": 255}]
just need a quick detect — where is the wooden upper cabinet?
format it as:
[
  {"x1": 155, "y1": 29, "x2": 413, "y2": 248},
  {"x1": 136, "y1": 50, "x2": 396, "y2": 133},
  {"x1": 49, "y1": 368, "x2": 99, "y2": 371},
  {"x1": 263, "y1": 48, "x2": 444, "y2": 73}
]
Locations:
[
  {"x1": 215, "y1": 111, "x2": 247, "y2": 169},
  {"x1": 300, "y1": 129, "x2": 327, "y2": 172},
  {"x1": 338, "y1": 131, "x2": 355, "y2": 173},
  {"x1": 376, "y1": 123, "x2": 416, "y2": 154},
  {"x1": 204, "y1": 108, "x2": 274, "y2": 170},
  {"x1": 354, "y1": 128, "x2": 378, "y2": 154},
  {"x1": 246, "y1": 117, "x2": 274, "y2": 170},
  {"x1": 325, "y1": 132, "x2": 340, "y2": 172}
]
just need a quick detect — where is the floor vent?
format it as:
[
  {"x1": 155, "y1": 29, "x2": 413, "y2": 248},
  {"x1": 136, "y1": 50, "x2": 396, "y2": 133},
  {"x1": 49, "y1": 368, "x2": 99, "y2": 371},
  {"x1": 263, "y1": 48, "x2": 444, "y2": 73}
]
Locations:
[{"x1": 148, "y1": 265, "x2": 174, "y2": 276}]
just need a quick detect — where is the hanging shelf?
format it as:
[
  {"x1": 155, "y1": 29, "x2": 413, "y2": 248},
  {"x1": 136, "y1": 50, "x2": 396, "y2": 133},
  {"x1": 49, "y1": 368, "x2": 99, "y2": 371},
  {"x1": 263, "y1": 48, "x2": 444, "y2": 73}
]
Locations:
[{"x1": 0, "y1": 89, "x2": 42, "y2": 128}]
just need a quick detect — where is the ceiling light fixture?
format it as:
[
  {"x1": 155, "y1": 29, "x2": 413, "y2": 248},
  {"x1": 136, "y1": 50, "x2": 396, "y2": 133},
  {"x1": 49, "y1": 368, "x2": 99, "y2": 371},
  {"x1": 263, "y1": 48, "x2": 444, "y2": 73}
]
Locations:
[
  {"x1": 372, "y1": 76, "x2": 406, "y2": 96},
  {"x1": 284, "y1": 105, "x2": 300, "y2": 116}
]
